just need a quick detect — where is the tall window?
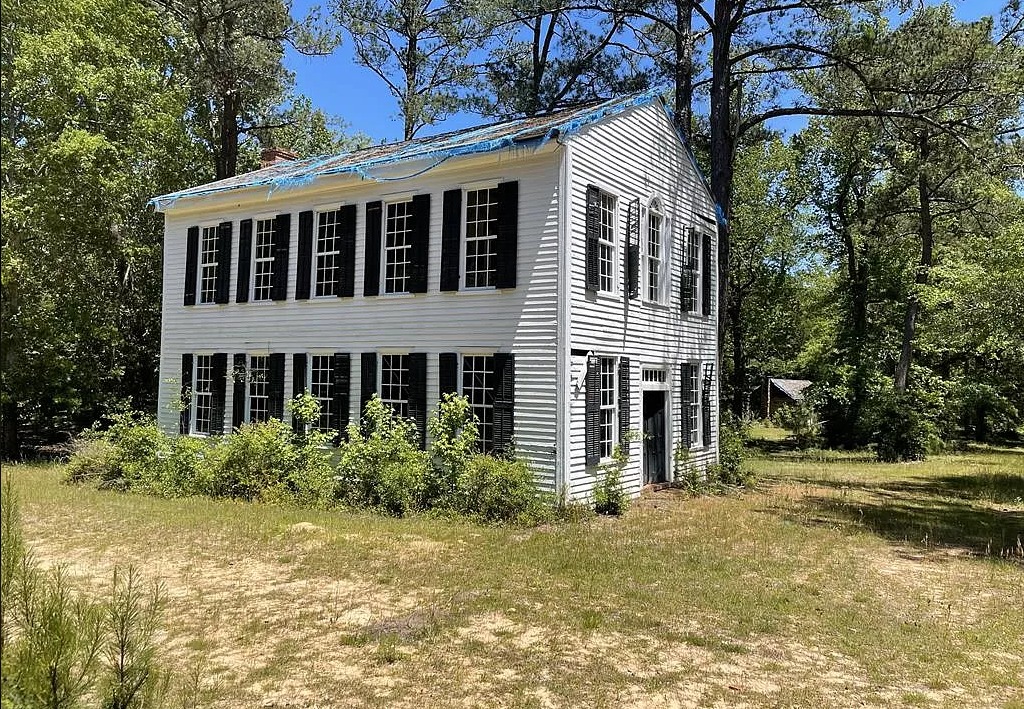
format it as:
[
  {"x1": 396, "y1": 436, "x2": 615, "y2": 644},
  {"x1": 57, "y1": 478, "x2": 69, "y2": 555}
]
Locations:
[
  {"x1": 599, "y1": 357, "x2": 616, "y2": 459},
  {"x1": 462, "y1": 355, "x2": 494, "y2": 452},
  {"x1": 465, "y1": 188, "x2": 498, "y2": 288},
  {"x1": 315, "y1": 209, "x2": 342, "y2": 296},
  {"x1": 199, "y1": 226, "x2": 219, "y2": 304},
  {"x1": 193, "y1": 355, "x2": 214, "y2": 434},
  {"x1": 384, "y1": 201, "x2": 413, "y2": 294},
  {"x1": 686, "y1": 228, "x2": 700, "y2": 311},
  {"x1": 598, "y1": 193, "x2": 616, "y2": 291},
  {"x1": 380, "y1": 354, "x2": 409, "y2": 418},
  {"x1": 248, "y1": 355, "x2": 269, "y2": 422},
  {"x1": 687, "y1": 363, "x2": 700, "y2": 446},
  {"x1": 252, "y1": 219, "x2": 274, "y2": 302},
  {"x1": 310, "y1": 355, "x2": 333, "y2": 430},
  {"x1": 646, "y1": 207, "x2": 664, "y2": 302}
]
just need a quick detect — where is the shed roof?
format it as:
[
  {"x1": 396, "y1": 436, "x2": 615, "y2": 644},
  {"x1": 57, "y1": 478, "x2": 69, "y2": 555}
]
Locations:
[
  {"x1": 151, "y1": 89, "x2": 715, "y2": 213},
  {"x1": 768, "y1": 378, "x2": 813, "y2": 401}
]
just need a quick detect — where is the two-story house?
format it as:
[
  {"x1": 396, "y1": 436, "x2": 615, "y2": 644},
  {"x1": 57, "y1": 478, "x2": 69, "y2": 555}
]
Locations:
[{"x1": 151, "y1": 91, "x2": 720, "y2": 499}]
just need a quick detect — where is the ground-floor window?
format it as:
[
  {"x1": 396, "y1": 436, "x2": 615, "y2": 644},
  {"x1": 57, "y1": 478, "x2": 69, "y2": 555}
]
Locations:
[
  {"x1": 194, "y1": 355, "x2": 214, "y2": 434},
  {"x1": 600, "y1": 356, "x2": 616, "y2": 459},
  {"x1": 310, "y1": 355, "x2": 334, "y2": 431},
  {"x1": 248, "y1": 355, "x2": 269, "y2": 422},
  {"x1": 380, "y1": 354, "x2": 409, "y2": 418},
  {"x1": 687, "y1": 363, "x2": 700, "y2": 446},
  {"x1": 462, "y1": 355, "x2": 494, "y2": 452}
]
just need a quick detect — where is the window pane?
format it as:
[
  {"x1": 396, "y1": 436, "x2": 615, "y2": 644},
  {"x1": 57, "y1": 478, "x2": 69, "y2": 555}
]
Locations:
[
  {"x1": 598, "y1": 194, "x2": 615, "y2": 291},
  {"x1": 380, "y1": 354, "x2": 409, "y2": 418},
  {"x1": 462, "y1": 355, "x2": 494, "y2": 452},
  {"x1": 194, "y1": 355, "x2": 214, "y2": 434},
  {"x1": 310, "y1": 355, "x2": 334, "y2": 431},
  {"x1": 200, "y1": 227, "x2": 218, "y2": 304},
  {"x1": 465, "y1": 188, "x2": 498, "y2": 288},
  {"x1": 647, "y1": 212, "x2": 662, "y2": 302},
  {"x1": 248, "y1": 355, "x2": 269, "y2": 422},
  {"x1": 599, "y1": 357, "x2": 616, "y2": 458},
  {"x1": 689, "y1": 364, "x2": 700, "y2": 445},
  {"x1": 253, "y1": 220, "x2": 275, "y2": 301},
  {"x1": 384, "y1": 202, "x2": 412, "y2": 294},
  {"x1": 315, "y1": 210, "x2": 341, "y2": 297}
]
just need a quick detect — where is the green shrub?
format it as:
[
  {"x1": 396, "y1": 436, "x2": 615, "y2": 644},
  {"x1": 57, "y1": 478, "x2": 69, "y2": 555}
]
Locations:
[
  {"x1": 775, "y1": 402, "x2": 822, "y2": 449},
  {"x1": 200, "y1": 419, "x2": 298, "y2": 500},
  {"x1": 65, "y1": 438, "x2": 122, "y2": 486},
  {"x1": 336, "y1": 396, "x2": 427, "y2": 516},
  {"x1": 286, "y1": 430, "x2": 338, "y2": 509},
  {"x1": 459, "y1": 455, "x2": 546, "y2": 525},
  {"x1": 717, "y1": 414, "x2": 750, "y2": 486},
  {"x1": 425, "y1": 394, "x2": 479, "y2": 509},
  {"x1": 869, "y1": 392, "x2": 936, "y2": 462},
  {"x1": 594, "y1": 444, "x2": 630, "y2": 516},
  {"x1": 161, "y1": 435, "x2": 210, "y2": 497}
]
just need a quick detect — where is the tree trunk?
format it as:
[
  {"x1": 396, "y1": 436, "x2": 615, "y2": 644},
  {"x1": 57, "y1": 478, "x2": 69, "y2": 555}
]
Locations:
[
  {"x1": 216, "y1": 92, "x2": 240, "y2": 180},
  {"x1": 728, "y1": 296, "x2": 745, "y2": 417},
  {"x1": 673, "y1": 1, "x2": 693, "y2": 137},
  {"x1": 895, "y1": 135, "x2": 934, "y2": 393}
]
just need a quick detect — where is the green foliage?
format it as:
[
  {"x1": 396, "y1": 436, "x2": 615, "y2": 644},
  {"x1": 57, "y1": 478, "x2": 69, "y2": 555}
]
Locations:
[
  {"x1": 336, "y1": 396, "x2": 427, "y2": 516},
  {"x1": 288, "y1": 392, "x2": 323, "y2": 430},
  {"x1": 458, "y1": 455, "x2": 546, "y2": 525},
  {"x1": 716, "y1": 415, "x2": 750, "y2": 487},
  {"x1": 774, "y1": 402, "x2": 822, "y2": 449},
  {"x1": 869, "y1": 393, "x2": 937, "y2": 463},
  {"x1": 424, "y1": 393, "x2": 480, "y2": 509},
  {"x1": 101, "y1": 567, "x2": 169, "y2": 709},
  {"x1": 594, "y1": 443, "x2": 632, "y2": 516}
]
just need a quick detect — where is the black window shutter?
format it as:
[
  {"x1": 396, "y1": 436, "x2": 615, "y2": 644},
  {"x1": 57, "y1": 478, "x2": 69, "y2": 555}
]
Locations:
[
  {"x1": 210, "y1": 353, "x2": 228, "y2": 434},
  {"x1": 680, "y1": 363, "x2": 693, "y2": 448},
  {"x1": 702, "y1": 233, "x2": 713, "y2": 316},
  {"x1": 408, "y1": 353, "x2": 428, "y2": 448},
  {"x1": 585, "y1": 355, "x2": 601, "y2": 466},
  {"x1": 585, "y1": 185, "x2": 601, "y2": 291},
  {"x1": 338, "y1": 205, "x2": 357, "y2": 298},
  {"x1": 364, "y1": 202, "x2": 382, "y2": 296},
  {"x1": 236, "y1": 220, "x2": 252, "y2": 303},
  {"x1": 292, "y1": 353, "x2": 307, "y2": 433},
  {"x1": 232, "y1": 353, "x2": 247, "y2": 428},
  {"x1": 360, "y1": 352, "x2": 377, "y2": 418},
  {"x1": 179, "y1": 353, "x2": 193, "y2": 433},
  {"x1": 495, "y1": 180, "x2": 519, "y2": 289},
  {"x1": 184, "y1": 227, "x2": 199, "y2": 306},
  {"x1": 440, "y1": 189, "x2": 462, "y2": 291},
  {"x1": 333, "y1": 353, "x2": 351, "y2": 441},
  {"x1": 492, "y1": 353, "x2": 515, "y2": 456},
  {"x1": 625, "y1": 198, "x2": 640, "y2": 299},
  {"x1": 214, "y1": 222, "x2": 232, "y2": 304},
  {"x1": 268, "y1": 353, "x2": 286, "y2": 421},
  {"x1": 296, "y1": 210, "x2": 314, "y2": 300},
  {"x1": 438, "y1": 352, "x2": 458, "y2": 397},
  {"x1": 619, "y1": 358, "x2": 631, "y2": 452},
  {"x1": 409, "y1": 194, "x2": 430, "y2": 294},
  {"x1": 270, "y1": 213, "x2": 291, "y2": 301},
  {"x1": 702, "y1": 363, "x2": 714, "y2": 447}
]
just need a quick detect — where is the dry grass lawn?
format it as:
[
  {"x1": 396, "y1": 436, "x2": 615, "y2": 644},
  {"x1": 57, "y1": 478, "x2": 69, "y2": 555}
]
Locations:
[{"x1": 5, "y1": 441, "x2": 1023, "y2": 708}]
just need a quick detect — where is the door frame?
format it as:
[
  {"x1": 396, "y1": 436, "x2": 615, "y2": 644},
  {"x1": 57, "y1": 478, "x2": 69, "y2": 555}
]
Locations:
[{"x1": 640, "y1": 367, "x2": 672, "y2": 486}]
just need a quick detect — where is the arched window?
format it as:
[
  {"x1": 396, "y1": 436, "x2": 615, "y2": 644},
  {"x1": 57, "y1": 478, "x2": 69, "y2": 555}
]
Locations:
[{"x1": 645, "y1": 198, "x2": 668, "y2": 303}]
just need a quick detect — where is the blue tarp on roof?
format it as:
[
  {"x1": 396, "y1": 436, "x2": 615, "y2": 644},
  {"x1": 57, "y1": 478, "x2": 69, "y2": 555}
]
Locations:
[{"x1": 151, "y1": 88, "x2": 722, "y2": 224}]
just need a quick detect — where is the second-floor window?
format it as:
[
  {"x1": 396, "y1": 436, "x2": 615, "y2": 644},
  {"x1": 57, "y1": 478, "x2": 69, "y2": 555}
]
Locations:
[
  {"x1": 465, "y1": 188, "x2": 498, "y2": 288},
  {"x1": 685, "y1": 228, "x2": 700, "y2": 312},
  {"x1": 316, "y1": 209, "x2": 342, "y2": 297},
  {"x1": 252, "y1": 219, "x2": 275, "y2": 302},
  {"x1": 380, "y1": 354, "x2": 409, "y2": 418},
  {"x1": 646, "y1": 207, "x2": 664, "y2": 303},
  {"x1": 384, "y1": 201, "x2": 413, "y2": 294},
  {"x1": 199, "y1": 226, "x2": 219, "y2": 304},
  {"x1": 598, "y1": 193, "x2": 616, "y2": 291}
]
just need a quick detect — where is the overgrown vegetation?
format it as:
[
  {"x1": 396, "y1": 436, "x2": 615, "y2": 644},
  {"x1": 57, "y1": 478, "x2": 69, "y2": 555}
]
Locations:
[
  {"x1": 0, "y1": 482, "x2": 168, "y2": 707},
  {"x1": 65, "y1": 396, "x2": 553, "y2": 525}
]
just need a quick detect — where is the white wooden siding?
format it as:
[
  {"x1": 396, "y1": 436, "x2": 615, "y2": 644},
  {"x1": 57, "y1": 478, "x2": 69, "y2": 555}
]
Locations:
[
  {"x1": 157, "y1": 149, "x2": 562, "y2": 490},
  {"x1": 564, "y1": 102, "x2": 719, "y2": 498}
]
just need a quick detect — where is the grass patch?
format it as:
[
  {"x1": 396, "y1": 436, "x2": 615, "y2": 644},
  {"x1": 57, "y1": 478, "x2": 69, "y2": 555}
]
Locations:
[{"x1": 4, "y1": 447, "x2": 1022, "y2": 707}]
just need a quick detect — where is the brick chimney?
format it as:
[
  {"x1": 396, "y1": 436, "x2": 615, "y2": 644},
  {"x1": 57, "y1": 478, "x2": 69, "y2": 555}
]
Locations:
[{"x1": 260, "y1": 146, "x2": 298, "y2": 168}]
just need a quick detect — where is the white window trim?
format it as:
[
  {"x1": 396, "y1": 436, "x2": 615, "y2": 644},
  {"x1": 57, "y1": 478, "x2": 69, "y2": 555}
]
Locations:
[
  {"x1": 245, "y1": 354, "x2": 271, "y2": 423},
  {"x1": 596, "y1": 191, "x2": 618, "y2": 294},
  {"x1": 683, "y1": 360, "x2": 702, "y2": 449},
  {"x1": 190, "y1": 353, "x2": 216, "y2": 437},
  {"x1": 250, "y1": 217, "x2": 276, "y2": 303},
  {"x1": 460, "y1": 185, "x2": 500, "y2": 292},
  {"x1": 307, "y1": 353, "x2": 335, "y2": 432},
  {"x1": 598, "y1": 355, "x2": 618, "y2": 463},
  {"x1": 378, "y1": 353, "x2": 411, "y2": 418},
  {"x1": 197, "y1": 224, "x2": 222, "y2": 306},
  {"x1": 459, "y1": 353, "x2": 497, "y2": 453},
  {"x1": 684, "y1": 226, "x2": 702, "y2": 315},
  {"x1": 313, "y1": 207, "x2": 343, "y2": 299},
  {"x1": 643, "y1": 200, "x2": 670, "y2": 306},
  {"x1": 381, "y1": 198, "x2": 414, "y2": 296}
]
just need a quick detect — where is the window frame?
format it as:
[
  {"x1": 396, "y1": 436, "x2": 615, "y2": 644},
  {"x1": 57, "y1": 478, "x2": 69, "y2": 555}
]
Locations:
[
  {"x1": 643, "y1": 200, "x2": 669, "y2": 305},
  {"x1": 599, "y1": 355, "x2": 617, "y2": 461},
  {"x1": 307, "y1": 353, "x2": 335, "y2": 431},
  {"x1": 313, "y1": 206, "x2": 344, "y2": 298},
  {"x1": 381, "y1": 199, "x2": 415, "y2": 295},
  {"x1": 191, "y1": 353, "x2": 215, "y2": 435},
  {"x1": 378, "y1": 352, "x2": 410, "y2": 418},
  {"x1": 685, "y1": 361, "x2": 701, "y2": 449},
  {"x1": 197, "y1": 224, "x2": 220, "y2": 305},
  {"x1": 596, "y1": 191, "x2": 618, "y2": 293},
  {"x1": 460, "y1": 183, "x2": 500, "y2": 291},
  {"x1": 459, "y1": 353, "x2": 496, "y2": 452},
  {"x1": 246, "y1": 354, "x2": 271, "y2": 423},
  {"x1": 685, "y1": 227, "x2": 701, "y2": 313},
  {"x1": 250, "y1": 217, "x2": 276, "y2": 303}
]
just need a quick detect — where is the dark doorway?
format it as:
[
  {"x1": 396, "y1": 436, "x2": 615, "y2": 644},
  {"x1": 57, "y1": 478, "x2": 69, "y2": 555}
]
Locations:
[{"x1": 643, "y1": 390, "x2": 667, "y2": 484}]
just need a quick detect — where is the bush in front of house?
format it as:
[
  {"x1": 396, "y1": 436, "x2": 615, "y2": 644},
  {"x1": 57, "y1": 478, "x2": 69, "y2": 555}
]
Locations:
[{"x1": 458, "y1": 454, "x2": 549, "y2": 525}]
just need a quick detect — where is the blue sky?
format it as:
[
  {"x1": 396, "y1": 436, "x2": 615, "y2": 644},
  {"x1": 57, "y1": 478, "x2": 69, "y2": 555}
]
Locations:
[{"x1": 284, "y1": 0, "x2": 1009, "y2": 143}]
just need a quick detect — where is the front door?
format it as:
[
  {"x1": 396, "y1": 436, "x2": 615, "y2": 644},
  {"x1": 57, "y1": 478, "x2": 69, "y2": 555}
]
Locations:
[{"x1": 643, "y1": 390, "x2": 667, "y2": 484}]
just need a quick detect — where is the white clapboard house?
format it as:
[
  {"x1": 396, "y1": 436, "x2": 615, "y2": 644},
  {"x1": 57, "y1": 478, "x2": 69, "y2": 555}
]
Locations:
[{"x1": 151, "y1": 91, "x2": 720, "y2": 499}]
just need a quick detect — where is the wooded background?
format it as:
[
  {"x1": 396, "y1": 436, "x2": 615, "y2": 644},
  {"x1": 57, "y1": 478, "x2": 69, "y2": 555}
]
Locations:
[{"x1": 2, "y1": 0, "x2": 1022, "y2": 458}]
